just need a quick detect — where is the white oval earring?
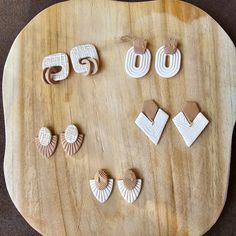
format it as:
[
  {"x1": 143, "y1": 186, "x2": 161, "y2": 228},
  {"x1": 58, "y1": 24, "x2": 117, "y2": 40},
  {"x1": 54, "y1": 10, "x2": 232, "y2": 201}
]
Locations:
[
  {"x1": 155, "y1": 38, "x2": 181, "y2": 78},
  {"x1": 125, "y1": 38, "x2": 151, "y2": 79}
]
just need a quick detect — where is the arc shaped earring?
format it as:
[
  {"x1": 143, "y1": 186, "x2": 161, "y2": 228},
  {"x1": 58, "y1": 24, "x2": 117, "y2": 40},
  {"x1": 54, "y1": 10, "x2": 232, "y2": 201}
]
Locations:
[
  {"x1": 60, "y1": 124, "x2": 84, "y2": 155},
  {"x1": 42, "y1": 53, "x2": 69, "y2": 84},
  {"x1": 118, "y1": 169, "x2": 142, "y2": 203},
  {"x1": 155, "y1": 38, "x2": 181, "y2": 78},
  {"x1": 35, "y1": 127, "x2": 58, "y2": 158},
  {"x1": 125, "y1": 38, "x2": 151, "y2": 78},
  {"x1": 70, "y1": 44, "x2": 99, "y2": 76},
  {"x1": 89, "y1": 169, "x2": 114, "y2": 203}
]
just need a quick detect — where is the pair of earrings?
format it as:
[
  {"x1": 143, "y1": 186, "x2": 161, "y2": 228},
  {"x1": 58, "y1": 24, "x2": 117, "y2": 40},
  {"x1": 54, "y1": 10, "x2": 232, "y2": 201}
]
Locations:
[
  {"x1": 135, "y1": 100, "x2": 209, "y2": 147},
  {"x1": 89, "y1": 169, "x2": 142, "y2": 204},
  {"x1": 125, "y1": 37, "x2": 181, "y2": 79},
  {"x1": 42, "y1": 44, "x2": 99, "y2": 84},
  {"x1": 35, "y1": 124, "x2": 84, "y2": 157}
]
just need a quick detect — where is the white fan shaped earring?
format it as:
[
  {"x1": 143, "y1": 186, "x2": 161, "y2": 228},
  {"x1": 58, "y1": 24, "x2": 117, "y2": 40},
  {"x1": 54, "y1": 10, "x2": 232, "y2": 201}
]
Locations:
[
  {"x1": 155, "y1": 38, "x2": 181, "y2": 78},
  {"x1": 125, "y1": 38, "x2": 151, "y2": 78},
  {"x1": 117, "y1": 169, "x2": 142, "y2": 203},
  {"x1": 35, "y1": 127, "x2": 58, "y2": 158},
  {"x1": 60, "y1": 124, "x2": 84, "y2": 155},
  {"x1": 89, "y1": 169, "x2": 114, "y2": 203}
]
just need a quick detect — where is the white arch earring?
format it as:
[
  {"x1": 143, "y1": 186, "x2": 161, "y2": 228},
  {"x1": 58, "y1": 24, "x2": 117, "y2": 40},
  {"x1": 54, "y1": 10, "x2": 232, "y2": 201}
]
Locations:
[
  {"x1": 125, "y1": 38, "x2": 151, "y2": 79},
  {"x1": 155, "y1": 38, "x2": 181, "y2": 78}
]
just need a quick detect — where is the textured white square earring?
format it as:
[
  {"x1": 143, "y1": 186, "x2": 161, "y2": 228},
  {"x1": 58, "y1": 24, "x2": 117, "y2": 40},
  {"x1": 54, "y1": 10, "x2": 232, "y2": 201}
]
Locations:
[
  {"x1": 172, "y1": 102, "x2": 209, "y2": 147},
  {"x1": 155, "y1": 38, "x2": 181, "y2": 78},
  {"x1": 125, "y1": 38, "x2": 151, "y2": 79},
  {"x1": 135, "y1": 100, "x2": 169, "y2": 145}
]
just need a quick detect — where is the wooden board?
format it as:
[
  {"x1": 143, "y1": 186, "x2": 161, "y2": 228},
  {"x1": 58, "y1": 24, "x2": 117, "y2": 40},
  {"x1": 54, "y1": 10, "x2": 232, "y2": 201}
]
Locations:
[{"x1": 3, "y1": 0, "x2": 236, "y2": 235}]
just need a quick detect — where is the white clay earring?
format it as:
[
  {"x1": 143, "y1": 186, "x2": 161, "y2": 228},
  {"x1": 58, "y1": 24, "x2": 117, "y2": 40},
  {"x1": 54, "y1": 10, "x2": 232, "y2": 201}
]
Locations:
[
  {"x1": 35, "y1": 127, "x2": 58, "y2": 158},
  {"x1": 172, "y1": 102, "x2": 209, "y2": 147},
  {"x1": 117, "y1": 169, "x2": 142, "y2": 203},
  {"x1": 125, "y1": 38, "x2": 151, "y2": 78},
  {"x1": 70, "y1": 44, "x2": 99, "y2": 76},
  {"x1": 155, "y1": 38, "x2": 181, "y2": 78},
  {"x1": 89, "y1": 169, "x2": 114, "y2": 203},
  {"x1": 135, "y1": 100, "x2": 169, "y2": 145},
  {"x1": 42, "y1": 53, "x2": 69, "y2": 84},
  {"x1": 60, "y1": 124, "x2": 84, "y2": 155}
]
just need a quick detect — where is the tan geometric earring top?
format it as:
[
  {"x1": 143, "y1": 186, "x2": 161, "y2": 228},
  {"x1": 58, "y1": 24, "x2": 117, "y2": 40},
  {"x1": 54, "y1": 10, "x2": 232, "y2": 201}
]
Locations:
[{"x1": 35, "y1": 127, "x2": 58, "y2": 158}]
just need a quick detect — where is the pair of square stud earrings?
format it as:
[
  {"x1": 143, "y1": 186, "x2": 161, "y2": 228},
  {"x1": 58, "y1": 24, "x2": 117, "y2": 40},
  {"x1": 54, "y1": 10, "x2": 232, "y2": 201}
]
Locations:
[{"x1": 41, "y1": 37, "x2": 181, "y2": 83}]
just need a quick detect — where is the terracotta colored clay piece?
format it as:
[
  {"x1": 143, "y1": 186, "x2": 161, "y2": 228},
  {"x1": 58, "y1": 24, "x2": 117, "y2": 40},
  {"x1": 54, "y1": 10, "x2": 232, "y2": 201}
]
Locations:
[
  {"x1": 80, "y1": 58, "x2": 92, "y2": 76},
  {"x1": 183, "y1": 101, "x2": 200, "y2": 123},
  {"x1": 35, "y1": 127, "x2": 58, "y2": 158},
  {"x1": 133, "y1": 38, "x2": 147, "y2": 54},
  {"x1": 142, "y1": 100, "x2": 159, "y2": 122},
  {"x1": 123, "y1": 169, "x2": 137, "y2": 190},
  {"x1": 164, "y1": 38, "x2": 178, "y2": 54},
  {"x1": 95, "y1": 169, "x2": 109, "y2": 190},
  {"x1": 60, "y1": 124, "x2": 84, "y2": 156},
  {"x1": 42, "y1": 66, "x2": 62, "y2": 84}
]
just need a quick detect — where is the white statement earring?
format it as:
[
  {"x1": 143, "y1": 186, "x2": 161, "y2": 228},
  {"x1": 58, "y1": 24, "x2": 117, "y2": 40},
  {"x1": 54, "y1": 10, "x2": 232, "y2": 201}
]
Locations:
[
  {"x1": 118, "y1": 169, "x2": 142, "y2": 203},
  {"x1": 42, "y1": 53, "x2": 69, "y2": 84},
  {"x1": 70, "y1": 44, "x2": 99, "y2": 76},
  {"x1": 35, "y1": 127, "x2": 58, "y2": 158},
  {"x1": 135, "y1": 100, "x2": 169, "y2": 145},
  {"x1": 89, "y1": 169, "x2": 113, "y2": 203},
  {"x1": 125, "y1": 38, "x2": 151, "y2": 78},
  {"x1": 172, "y1": 102, "x2": 209, "y2": 147},
  {"x1": 60, "y1": 124, "x2": 84, "y2": 155},
  {"x1": 155, "y1": 38, "x2": 181, "y2": 78}
]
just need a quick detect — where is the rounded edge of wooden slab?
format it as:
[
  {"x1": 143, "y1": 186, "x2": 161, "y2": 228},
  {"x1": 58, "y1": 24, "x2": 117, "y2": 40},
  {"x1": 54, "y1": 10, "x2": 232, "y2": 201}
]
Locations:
[{"x1": 2, "y1": 0, "x2": 235, "y2": 235}]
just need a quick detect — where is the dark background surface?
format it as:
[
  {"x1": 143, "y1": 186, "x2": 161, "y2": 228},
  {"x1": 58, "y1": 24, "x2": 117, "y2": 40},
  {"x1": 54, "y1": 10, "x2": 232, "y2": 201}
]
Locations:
[{"x1": 0, "y1": 0, "x2": 235, "y2": 235}]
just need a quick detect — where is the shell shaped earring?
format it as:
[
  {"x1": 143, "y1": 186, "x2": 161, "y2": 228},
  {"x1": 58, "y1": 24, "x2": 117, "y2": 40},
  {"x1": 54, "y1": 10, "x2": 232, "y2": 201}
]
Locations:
[
  {"x1": 60, "y1": 124, "x2": 84, "y2": 155},
  {"x1": 125, "y1": 38, "x2": 151, "y2": 79},
  {"x1": 117, "y1": 169, "x2": 142, "y2": 203},
  {"x1": 35, "y1": 127, "x2": 58, "y2": 158},
  {"x1": 89, "y1": 169, "x2": 114, "y2": 203},
  {"x1": 155, "y1": 38, "x2": 181, "y2": 78}
]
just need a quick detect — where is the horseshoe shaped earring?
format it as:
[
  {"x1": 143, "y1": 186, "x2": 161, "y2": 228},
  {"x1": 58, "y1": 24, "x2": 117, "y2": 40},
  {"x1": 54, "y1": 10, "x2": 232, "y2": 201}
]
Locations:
[
  {"x1": 70, "y1": 44, "x2": 99, "y2": 76},
  {"x1": 125, "y1": 38, "x2": 151, "y2": 79}
]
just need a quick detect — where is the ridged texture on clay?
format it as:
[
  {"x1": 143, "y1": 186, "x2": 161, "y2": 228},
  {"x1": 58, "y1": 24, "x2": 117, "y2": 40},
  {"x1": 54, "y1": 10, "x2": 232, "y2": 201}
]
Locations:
[
  {"x1": 42, "y1": 53, "x2": 69, "y2": 81},
  {"x1": 70, "y1": 44, "x2": 99, "y2": 74},
  {"x1": 172, "y1": 112, "x2": 209, "y2": 147},
  {"x1": 90, "y1": 179, "x2": 113, "y2": 203},
  {"x1": 118, "y1": 179, "x2": 142, "y2": 203},
  {"x1": 155, "y1": 46, "x2": 181, "y2": 78},
  {"x1": 35, "y1": 135, "x2": 58, "y2": 158},
  {"x1": 61, "y1": 133, "x2": 84, "y2": 156},
  {"x1": 125, "y1": 47, "x2": 151, "y2": 78}
]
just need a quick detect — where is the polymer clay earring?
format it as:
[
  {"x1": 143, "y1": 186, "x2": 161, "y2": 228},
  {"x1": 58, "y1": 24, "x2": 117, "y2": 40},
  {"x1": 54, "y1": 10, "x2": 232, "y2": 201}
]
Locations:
[
  {"x1": 89, "y1": 169, "x2": 114, "y2": 203},
  {"x1": 70, "y1": 44, "x2": 99, "y2": 76},
  {"x1": 60, "y1": 124, "x2": 84, "y2": 155},
  {"x1": 35, "y1": 127, "x2": 58, "y2": 158},
  {"x1": 117, "y1": 169, "x2": 142, "y2": 203},
  {"x1": 172, "y1": 102, "x2": 209, "y2": 147},
  {"x1": 125, "y1": 38, "x2": 151, "y2": 78},
  {"x1": 135, "y1": 100, "x2": 169, "y2": 145},
  {"x1": 42, "y1": 53, "x2": 69, "y2": 84},
  {"x1": 155, "y1": 38, "x2": 181, "y2": 78}
]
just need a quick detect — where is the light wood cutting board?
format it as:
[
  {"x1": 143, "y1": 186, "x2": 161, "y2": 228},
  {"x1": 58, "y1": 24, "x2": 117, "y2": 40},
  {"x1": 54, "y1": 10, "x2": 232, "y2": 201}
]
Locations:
[{"x1": 3, "y1": 0, "x2": 236, "y2": 235}]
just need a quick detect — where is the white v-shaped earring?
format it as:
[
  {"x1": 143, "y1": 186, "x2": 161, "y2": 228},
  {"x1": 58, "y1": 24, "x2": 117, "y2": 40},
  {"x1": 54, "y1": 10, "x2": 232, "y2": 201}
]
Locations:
[
  {"x1": 135, "y1": 100, "x2": 169, "y2": 145},
  {"x1": 89, "y1": 169, "x2": 113, "y2": 203},
  {"x1": 173, "y1": 102, "x2": 209, "y2": 147},
  {"x1": 118, "y1": 169, "x2": 142, "y2": 203}
]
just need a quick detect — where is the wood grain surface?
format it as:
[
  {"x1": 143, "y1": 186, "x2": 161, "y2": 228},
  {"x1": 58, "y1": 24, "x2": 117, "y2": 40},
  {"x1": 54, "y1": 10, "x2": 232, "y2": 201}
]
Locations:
[{"x1": 3, "y1": 0, "x2": 236, "y2": 235}]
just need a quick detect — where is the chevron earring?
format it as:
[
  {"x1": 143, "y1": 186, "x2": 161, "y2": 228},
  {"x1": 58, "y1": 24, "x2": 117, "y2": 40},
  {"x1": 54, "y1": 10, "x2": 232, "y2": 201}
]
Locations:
[
  {"x1": 172, "y1": 102, "x2": 209, "y2": 147},
  {"x1": 89, "y1": 169, "x2": 114, "y2": 203},
  {"x1": 117, "y1": 169, "x2": 142, "y2": 203},
  {"x1": 35, "y1": 127, "x2": 58, "y2": 158},
  {"x1": 135, "y1": 100, "x2": 169, "y2": 145}
]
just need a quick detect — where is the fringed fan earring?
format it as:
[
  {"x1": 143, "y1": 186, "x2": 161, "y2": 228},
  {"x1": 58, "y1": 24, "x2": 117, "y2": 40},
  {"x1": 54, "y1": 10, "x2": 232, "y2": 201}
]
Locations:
[
  {"x1": 60, "y1": 124, "x2": 84, "y2": 156},
  {"x1": 35, "y1": 127, "x2": 58, "y2": 158},
  {"x1": 117, "y1": 169, "x2": 142, "y2": 203}
]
